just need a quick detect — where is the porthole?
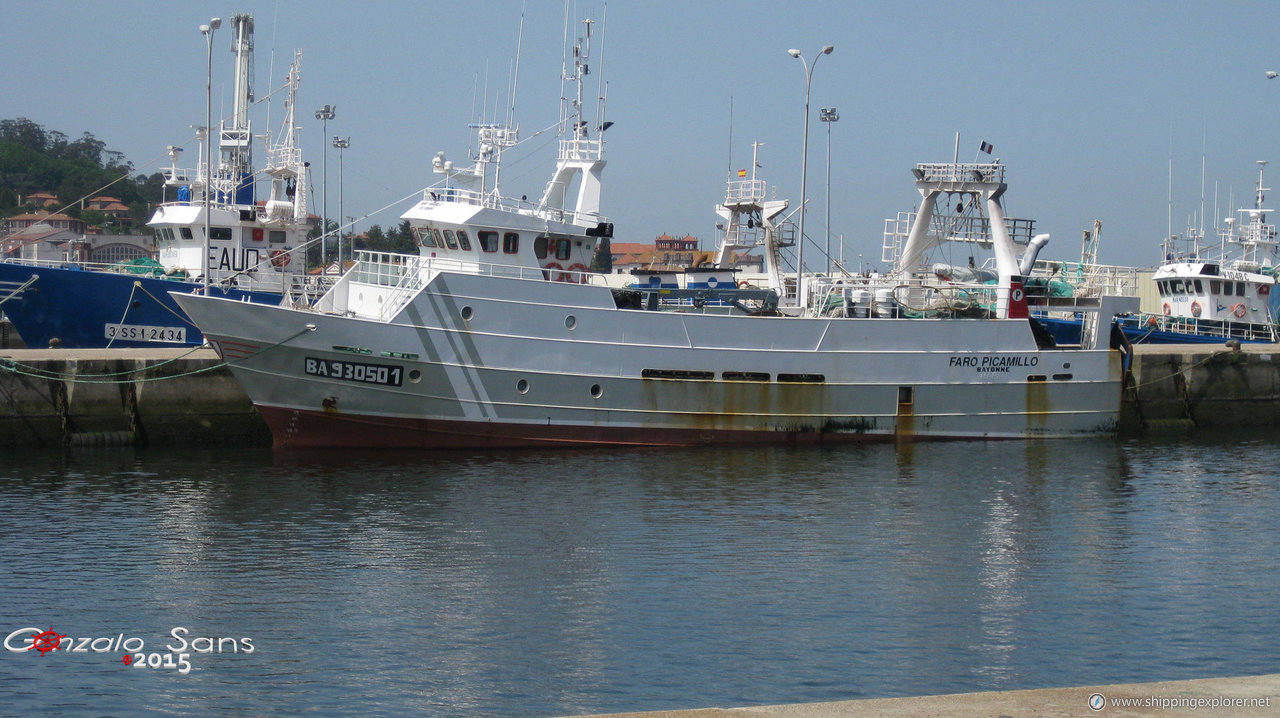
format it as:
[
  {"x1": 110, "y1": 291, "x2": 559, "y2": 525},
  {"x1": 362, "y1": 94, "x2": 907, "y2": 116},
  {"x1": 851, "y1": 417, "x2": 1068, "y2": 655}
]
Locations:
[
  {"x1": 565, "y1": 315, "x2": 577, "y2": 330},
  {"x1": 517, "y1": 379, "x2": 529, "y2": 394},
  {"x1": 408, "y1": 369, "x2": 422, "y2": 384},
  {"x1": 461, "y1": 305, "x2": 474, "y2": 321},
  {"x1": 590, "y1": 383, "x2": 603, "y2": 398}
]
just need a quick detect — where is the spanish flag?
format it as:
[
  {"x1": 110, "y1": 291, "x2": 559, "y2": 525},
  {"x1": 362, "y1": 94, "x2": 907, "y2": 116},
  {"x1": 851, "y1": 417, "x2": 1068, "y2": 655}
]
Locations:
[{"x1": 737, "y1": 169, "x2": 747, "y2": 178}]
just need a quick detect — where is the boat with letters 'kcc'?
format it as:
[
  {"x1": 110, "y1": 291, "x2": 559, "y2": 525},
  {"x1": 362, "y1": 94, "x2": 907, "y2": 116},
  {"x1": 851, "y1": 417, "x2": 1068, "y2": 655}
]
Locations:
[
  {"x1": 1036, "y1": 161, "x2": 1280, "y2": 345},
  {"x1": 174, "y1": 18, "x2": 1127, "y2": 449}
]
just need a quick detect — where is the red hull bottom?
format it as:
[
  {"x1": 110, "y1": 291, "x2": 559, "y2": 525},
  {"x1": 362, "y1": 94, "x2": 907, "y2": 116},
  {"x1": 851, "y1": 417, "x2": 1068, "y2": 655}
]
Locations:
[{"x1": 257, "y1": 405, "x2": 936, "y2": 450}]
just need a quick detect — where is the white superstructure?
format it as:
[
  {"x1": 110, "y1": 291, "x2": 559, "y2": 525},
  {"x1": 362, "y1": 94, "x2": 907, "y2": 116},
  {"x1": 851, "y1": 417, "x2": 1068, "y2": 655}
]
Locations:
[{"x1": 147, "y1": 16, "x2": 314, "y2": 295}]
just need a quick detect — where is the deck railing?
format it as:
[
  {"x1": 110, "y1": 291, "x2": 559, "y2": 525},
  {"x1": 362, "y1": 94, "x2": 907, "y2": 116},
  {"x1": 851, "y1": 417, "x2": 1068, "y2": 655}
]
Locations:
[{"x1": 415, "y1": 187, "x2": 606, "y2": 228}]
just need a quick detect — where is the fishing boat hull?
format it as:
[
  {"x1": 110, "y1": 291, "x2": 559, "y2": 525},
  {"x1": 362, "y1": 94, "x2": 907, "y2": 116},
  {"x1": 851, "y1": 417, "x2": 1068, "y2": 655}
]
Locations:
[
  {"x1": 0, "y1": 261, "x2": 285, "y2": 348},
  {"x1": 175, "y1": 272, "x2": 1124, "y2": 449}
]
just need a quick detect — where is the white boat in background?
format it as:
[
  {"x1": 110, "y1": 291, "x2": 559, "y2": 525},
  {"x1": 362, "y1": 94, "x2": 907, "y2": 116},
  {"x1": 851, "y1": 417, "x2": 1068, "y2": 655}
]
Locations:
[
  {"x1": 1036, "y1": 161, "x2": 1280, "y2": 345},
  {"x1": 1142, "y1": 161, "x2": 1279, "y2": 343},
  {"x1": 174, "y1": 16, "x2": 1127, "y2": 449}
]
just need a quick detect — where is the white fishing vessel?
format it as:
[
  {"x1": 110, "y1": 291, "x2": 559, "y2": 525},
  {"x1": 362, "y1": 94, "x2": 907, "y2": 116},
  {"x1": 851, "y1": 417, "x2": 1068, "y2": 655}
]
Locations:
[
  {"x1": 1141, "y1": 161, "x2": 1279, "y2": 342},
  {"x1": 148, "y1": 14, "x2": 314, "y2": 296},
  {"x1": 174, "y1": 17, "x2": 1127, "y2": 449}
]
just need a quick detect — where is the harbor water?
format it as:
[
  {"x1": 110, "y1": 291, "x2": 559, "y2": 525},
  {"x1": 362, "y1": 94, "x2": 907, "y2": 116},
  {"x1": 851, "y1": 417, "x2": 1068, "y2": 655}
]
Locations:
[{"x1": 2, "y1": 432, "x2": 1278, "y2": 716}]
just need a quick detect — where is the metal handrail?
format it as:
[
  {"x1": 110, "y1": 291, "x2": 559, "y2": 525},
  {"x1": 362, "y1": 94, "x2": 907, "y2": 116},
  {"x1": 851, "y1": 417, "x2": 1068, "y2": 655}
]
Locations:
[{"x1": 416, "y1": 186, "x2": 610, "y2": 228}]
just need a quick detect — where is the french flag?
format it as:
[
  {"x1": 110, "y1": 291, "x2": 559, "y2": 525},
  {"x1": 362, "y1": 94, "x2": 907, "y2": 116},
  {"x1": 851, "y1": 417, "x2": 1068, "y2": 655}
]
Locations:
[{"x1": 979, "y1": 141, "x2": 994, "y2": 154}]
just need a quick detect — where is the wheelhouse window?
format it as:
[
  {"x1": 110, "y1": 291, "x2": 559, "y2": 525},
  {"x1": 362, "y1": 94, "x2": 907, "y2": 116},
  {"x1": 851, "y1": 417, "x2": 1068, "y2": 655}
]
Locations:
[
  {"x1": 1210, "y1": 280, "x2": 1221, "y2": 295},
  {"x1": 1193, "y1": 279, "x2": 1203, "y2": 293},
  {"x1": 209, "y1": 227, "x2": 233, "y2": 240},
  {"x1": 478, "y1": 231, "x2": 498, "y2": 252},
  {"x1": 456, "y1": 230, "x2": 472, "y2": 251},
  {"x1": 533, "y1": 235, "x2": 548, "y2": 259},
  {"x1": 269, "y1": 230, "x2": 286, "y2": 244},
  {"x1": 503, "y1": 232, "x2": 520, "y2": 254},
  {"x1": 443, "y1": 229, "x2": 459, "y2": 250},
  {"x1": 556, "y1": 237, "x2": 572, "y2": 261},
  {"x1": 180, "y1": 227, "x2": 194, "y2": 240},
  {"x1": 413, "y1": 227, "x2": 436, "y2": 248}
]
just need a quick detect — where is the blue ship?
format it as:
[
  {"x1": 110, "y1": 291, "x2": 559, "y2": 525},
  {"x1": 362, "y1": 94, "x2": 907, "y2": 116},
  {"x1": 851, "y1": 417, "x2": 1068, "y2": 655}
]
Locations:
[{"x1": 0, "y1": 262, "x2": 292, "y2": 348}]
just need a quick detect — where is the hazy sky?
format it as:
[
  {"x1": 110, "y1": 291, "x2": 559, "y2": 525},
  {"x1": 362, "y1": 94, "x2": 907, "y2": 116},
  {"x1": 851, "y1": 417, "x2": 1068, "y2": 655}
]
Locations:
[{"x1": 6, "y1": 0, "x2": 1280, "y2": 269}]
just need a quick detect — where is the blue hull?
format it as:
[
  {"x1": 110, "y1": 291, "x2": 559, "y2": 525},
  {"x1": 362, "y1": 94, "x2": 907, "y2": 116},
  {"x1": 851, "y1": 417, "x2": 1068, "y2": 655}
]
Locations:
[
  {"x1": 0, "y1": 262, "x2": 285, "y2": 348},
  {"x1": 1037, "y1": 314, "x2": 1275, "y2": 346}
]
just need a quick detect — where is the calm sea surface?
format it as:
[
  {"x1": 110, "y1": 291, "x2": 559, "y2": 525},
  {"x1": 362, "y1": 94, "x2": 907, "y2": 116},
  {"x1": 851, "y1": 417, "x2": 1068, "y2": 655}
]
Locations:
[{"x1": 2, "y1": 431, "x2": 1278, "y2": 716}]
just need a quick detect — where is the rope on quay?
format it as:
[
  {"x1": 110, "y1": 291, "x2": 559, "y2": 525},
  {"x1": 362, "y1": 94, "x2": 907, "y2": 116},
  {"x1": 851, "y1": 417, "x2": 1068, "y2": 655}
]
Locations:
[
  {"x1": 0, "y1": 325, "x2": 316, "y2": 385},
  {"x1": 1127, "y1": 349, "x2": 1226, "y2": 390}
]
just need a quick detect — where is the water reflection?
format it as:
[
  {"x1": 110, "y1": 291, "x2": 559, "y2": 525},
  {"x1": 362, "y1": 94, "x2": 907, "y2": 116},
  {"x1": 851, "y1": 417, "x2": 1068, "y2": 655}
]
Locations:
[{"x1": 0, "y1": 434, "x2": 1277, "y2": 715}]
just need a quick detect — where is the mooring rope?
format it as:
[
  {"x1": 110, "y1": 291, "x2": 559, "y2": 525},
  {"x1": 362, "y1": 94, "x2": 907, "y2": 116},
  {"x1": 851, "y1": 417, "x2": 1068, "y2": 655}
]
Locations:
[
  {"x1": 0, "y1": 274, "x2": 39, "y2": 307},
  {"x1": 1127, "y1": 350, "x2": 1227, "y2": 390},
  {"x1": 134, "y1": 282, "x2": 203, "y2": 327},
  {"x1": 103, "y1": 280, "x2": 143, "y2": 349}
]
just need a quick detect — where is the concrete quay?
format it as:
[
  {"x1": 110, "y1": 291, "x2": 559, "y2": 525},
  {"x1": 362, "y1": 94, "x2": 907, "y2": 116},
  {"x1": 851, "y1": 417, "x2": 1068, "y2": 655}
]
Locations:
[
  {"x1": 1123, "y1": 342, "x2": 1280, "y2": 431},
  {"x1": 0, "y1": 342, "x2": 1277, "y2": 447},
  {"x1": 0, "y1": 346, "x2": 269, "y2": 448},
  {"x1": 569, "y1": 673, "x2": 1280, "y2": 717}
]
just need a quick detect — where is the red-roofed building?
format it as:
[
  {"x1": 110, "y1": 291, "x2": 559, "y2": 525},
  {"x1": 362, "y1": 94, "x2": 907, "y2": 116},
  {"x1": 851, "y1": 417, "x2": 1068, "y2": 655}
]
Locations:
[
  {"x1": 20, "y1": 192, "x2": 59, "y2": 209},
  {"x1": 4, "y1": 211, "x2": 86, "y2": 235},
  {"x1": 608, "y1": 234, "x2": 762, "y2": 275},
  {"x1": 85, "y1": 195, "x2": 132, "y2": 222},
  {"x1": 1, "y1": 211, "x2": 150, "y2": 264},
  {"x1": 1, "y1": 226, "x2": 83, "y2": 262}
]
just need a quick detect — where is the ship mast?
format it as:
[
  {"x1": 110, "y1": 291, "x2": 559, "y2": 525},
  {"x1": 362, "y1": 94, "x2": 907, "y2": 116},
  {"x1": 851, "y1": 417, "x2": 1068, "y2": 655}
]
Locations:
[
  {"x1": 537, "y1": 11, "x2": 607, "y2": 226},
  {"x1": 1232, "y1": 160, "x2": 1278, "y2": 271},
  {"x1": 219, "y1": 13, "x2": 255, "y2": 206},
  {"x1": 263, "y1": 50, "x2": 307, "y2": 229}
]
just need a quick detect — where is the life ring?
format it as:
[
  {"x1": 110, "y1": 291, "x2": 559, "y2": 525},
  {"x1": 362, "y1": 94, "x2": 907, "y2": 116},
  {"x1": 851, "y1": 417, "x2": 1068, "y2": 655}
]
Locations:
[
  {"x1": 269, "y1": 250, "x2": 291, "y2": 268},
  {"x1": 1231, "y1": 302, "x2": 1247, "y2": 318},
  {"x1": 1162, "y1": 303, "x2": 1171, "y2": 316},
  {"x1": 562, "y1": 263, "x2": 589, "y2": 284},
  {"x1": 1190, "y1": 301, "x2": 1202, "y2": 318},
  {"x1": 1260, "y1": 284, "x2": 1271, "y2": 296},
  {"x1": 543, "y1": 261, "x2": 563, "y2": 282}
]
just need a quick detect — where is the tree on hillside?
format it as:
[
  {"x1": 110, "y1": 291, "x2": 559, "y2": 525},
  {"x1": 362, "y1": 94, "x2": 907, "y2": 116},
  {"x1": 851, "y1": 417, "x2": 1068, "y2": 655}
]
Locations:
[
  {"x1": 0, "y1": 118, "x2": 50, "y2": 152},
  {"x1": 0, "y1": 118, "x2": 156, "y2": 227}
]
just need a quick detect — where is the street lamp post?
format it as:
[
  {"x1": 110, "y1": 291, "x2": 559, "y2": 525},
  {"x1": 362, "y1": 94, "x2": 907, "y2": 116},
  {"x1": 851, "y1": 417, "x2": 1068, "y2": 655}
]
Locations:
[
  {"x1": 200, "y1": 16, "x2": 222, "y2": 294},
  {"x1": 820, "y1": 106, "x2": 839, "y2": 275},
  {"x1": 332, "y1": 136, "x2": 350, "y2": 271},
  {"x1": 315, "y1": 104, "x2": 335, "y2": 266},
  {"x1": 788, "y1": 44, "x2": 834, "y2": 309}
]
